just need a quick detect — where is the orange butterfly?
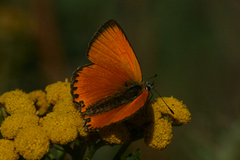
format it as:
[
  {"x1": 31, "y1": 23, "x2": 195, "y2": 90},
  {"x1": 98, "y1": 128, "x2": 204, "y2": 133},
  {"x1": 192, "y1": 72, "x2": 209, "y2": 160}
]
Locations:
[{"x1": 71, "y1": 20, "x2": 152, "y2": 131}]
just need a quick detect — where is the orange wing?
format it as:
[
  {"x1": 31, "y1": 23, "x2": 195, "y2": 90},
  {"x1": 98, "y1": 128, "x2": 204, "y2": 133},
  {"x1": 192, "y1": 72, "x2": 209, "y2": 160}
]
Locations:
[
  {"x1": 72, "y1": 64, "x2": 126, "y2": 112},
  {"x1": 72, "y1": 20, "x2": 142, "y2": 109},
  {"x1": 87, "y1": 20, "x2": 142, "y2": 83},
  {"x1": 84, "y1": 90, "x2": 149, "y2": 130},
  {"x1": 71, "y1": 20, "x2": 148, "y2": 130}
]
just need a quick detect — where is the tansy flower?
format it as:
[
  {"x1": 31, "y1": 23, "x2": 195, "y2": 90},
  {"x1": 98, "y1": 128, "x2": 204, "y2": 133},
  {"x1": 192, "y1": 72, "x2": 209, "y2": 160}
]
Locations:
[
  {"x1": 0, "y1": 139, "x2": 19, "y2": 160},
  {"x1": 39, "y1": 111, "x2": 81, "y2": 145},
  {"x1": 52, "y1": 96, "x2": 78, "y2": 113},
  {"x1": 144, "y1": 119, "x2": 172, "y2": 150},
  {"x1": 143, "y1": 96, "x2": 191, "y2": 150},
  {"x1": 51, "y1": 96, "x2": 92, "y2": 140},
  {"x1": 45, "y1": 81, "x2": 72, "y2": 105},
  {"x1": 14, "y1": 126, "x2": 49, "y2": 160},
  {"x1": 152, "y1": 97, "x2": 191, "y2": 125},
  {"x1": 29, "y1": 90, "x2": 50, "y2": 116},
  {"x1": 0, "y1": 89, "x2": 36, "y2": 115},
  {"x1": 0, "y1": 112, "x2": 39, "y2": 139},
  {"x1": 99, "y1": 123, "x2": 130, "y2": 145}
]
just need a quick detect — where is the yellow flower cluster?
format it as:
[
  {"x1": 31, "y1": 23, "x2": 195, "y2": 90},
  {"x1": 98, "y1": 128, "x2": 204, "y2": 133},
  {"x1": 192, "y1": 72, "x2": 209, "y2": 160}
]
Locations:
[
  {"x1": 1, "y1": 112, "x2": 39, "y2": 139},
  {"x1": 144, "y1": 119, "x2": 172, "y2": 150},
  {"x1": 0, "y1": 80, "x2": 192, "y2": 159},
  {"x1": 143, "y1": 97, "x2": 191, "y2": 150},
  {"x1": 95, "y1": 97, "x2": 191, "y2": 149},
  {"x1": 151, "y1": 97, "x2": 191, "y2": 126},
  {"x1": 42, "y1": 81, "x2": 91, "y2": 142},
  {"x1": 14, "y1": 126, "x2": 49, "y2": 160},
  {"x1": 39, "y1": 111, "x2": 80, "y2": 145},
  {"x1": 45, "y1": 81, "x2": 72, "y2": 105},
  {"x1": 0, "y1": 80, "x2": 91, "y2": 159},
  {"x1": 0, "y1": 89, "x2": 49, "y2": 159},
  {"x1": 0, "y1": 139, "x2": 19, "y2": 160},
  {"x1": 29, "y1": 90, "x2": 50, "y2": 116},
  {"x1": 0, "y1": 89, "x2": 36, "y2": 115}
]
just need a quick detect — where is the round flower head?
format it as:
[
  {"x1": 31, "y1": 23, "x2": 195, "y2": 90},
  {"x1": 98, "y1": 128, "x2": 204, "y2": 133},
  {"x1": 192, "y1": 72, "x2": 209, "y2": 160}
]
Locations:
[
  {"x1": 0, "y1": 139, "x2": 19, "y2": 160},
  {"x1": 39, "y1": 111, "x2": 81, "y2": 145},
  {"x1": 45, "y1": 81, "x2": 72, "y2": 105},
  {"x1": 14, "y1": 126, "x2": 49, "y2": 160},
  {"x1": 99, "y1": 123, "x2": 130, "y2": 145},
  {"x1": 0, "y1": 112, "x2": 39, "y2": 139},
  {"x1": 0, "y1": 89, "x2": 36, "y2": 115},
  {"x1": 29, "y1": 90, "x2": 50, "y2": 116},
  {"x1": 144, "y1": 119, "x2": 172, "y2": 150},
  {"x1": 52, "y1": 96, "x2": 78, "y2": 113},
  {"x1": 152, "y1": 97, "x2": 191, "y2": 125}
]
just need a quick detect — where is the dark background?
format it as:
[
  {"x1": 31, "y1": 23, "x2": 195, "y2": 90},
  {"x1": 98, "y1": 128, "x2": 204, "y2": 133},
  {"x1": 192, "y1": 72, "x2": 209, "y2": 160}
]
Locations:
[{"x1": 0, "y1": 0, "x2": 240, "y2": 160}]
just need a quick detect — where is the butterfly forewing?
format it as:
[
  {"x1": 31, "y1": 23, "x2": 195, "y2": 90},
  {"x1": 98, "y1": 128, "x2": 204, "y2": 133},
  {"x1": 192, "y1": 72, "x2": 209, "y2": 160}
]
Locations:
[
  {"x1": 72, "y1": 64, "x2": 126, "y2": 112},
  {"x1": 87, "y1": 20, "x2": 142, "y2": 83}
]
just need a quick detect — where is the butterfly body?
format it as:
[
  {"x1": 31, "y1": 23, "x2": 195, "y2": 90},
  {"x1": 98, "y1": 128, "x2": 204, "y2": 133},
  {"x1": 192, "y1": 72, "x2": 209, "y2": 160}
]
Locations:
[
  {"x1": 81, "y1": 82, "x2": 147, "y2": 117},
  {"x1": 71, "y1": 20, "x2": 150, "y2": 130}
]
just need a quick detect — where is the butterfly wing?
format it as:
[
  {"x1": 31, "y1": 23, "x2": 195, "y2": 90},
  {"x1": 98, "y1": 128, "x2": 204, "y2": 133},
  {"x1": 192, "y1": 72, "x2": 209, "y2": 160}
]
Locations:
[
  {"x1": 84, "y1": 90, "x2": 149, "y2": 130},
  {"x1": 71, "y1": 20, "x2": 148, "y2": 129},
  {"x1": 72, "y1": 63, "x2": 126, "y2": 112},
  {"x1": 87, "y1": 20, "x2": 142, "y2": 83}
]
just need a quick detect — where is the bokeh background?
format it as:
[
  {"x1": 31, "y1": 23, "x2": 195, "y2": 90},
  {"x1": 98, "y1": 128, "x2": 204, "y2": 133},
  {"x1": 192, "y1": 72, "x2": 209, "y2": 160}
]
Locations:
[{"x1": 1, "y1": 0, "x2": 240, "y2": 160}]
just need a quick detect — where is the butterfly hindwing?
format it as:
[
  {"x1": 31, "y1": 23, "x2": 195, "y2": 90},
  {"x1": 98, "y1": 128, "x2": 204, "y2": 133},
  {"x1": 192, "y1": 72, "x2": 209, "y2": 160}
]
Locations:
[{"x1": 84, "y1": 90, "x2": 149, "y2": 130}]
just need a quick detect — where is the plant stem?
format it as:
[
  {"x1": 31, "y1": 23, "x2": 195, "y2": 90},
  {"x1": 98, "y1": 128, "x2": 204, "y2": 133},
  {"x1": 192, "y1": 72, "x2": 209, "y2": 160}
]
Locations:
[{"x1": 112, "y1": 142, "x2": 131, "y2": 160}]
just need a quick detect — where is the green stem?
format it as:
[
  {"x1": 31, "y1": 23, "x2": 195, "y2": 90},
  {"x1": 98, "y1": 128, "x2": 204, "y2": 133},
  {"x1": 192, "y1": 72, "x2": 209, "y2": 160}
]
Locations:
[{"x1": 112, "y1": 142, "x2": 131, "y2": 160}]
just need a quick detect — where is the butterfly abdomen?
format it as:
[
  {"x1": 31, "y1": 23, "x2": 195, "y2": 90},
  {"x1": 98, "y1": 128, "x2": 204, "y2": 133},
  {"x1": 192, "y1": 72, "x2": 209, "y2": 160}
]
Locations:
[{"x1": 82, "y1": 82, "x2": 146, "y2": 117}]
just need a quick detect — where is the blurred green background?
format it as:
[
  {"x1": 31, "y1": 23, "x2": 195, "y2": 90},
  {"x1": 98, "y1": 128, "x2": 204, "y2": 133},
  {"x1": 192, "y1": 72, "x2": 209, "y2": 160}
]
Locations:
[{"x1": 1, "y1": 0, "x2": 240, "y2": 160}]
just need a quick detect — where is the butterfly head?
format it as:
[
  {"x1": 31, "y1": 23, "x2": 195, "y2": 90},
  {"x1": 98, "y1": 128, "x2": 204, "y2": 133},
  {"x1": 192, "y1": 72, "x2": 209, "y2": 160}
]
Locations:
[{"x1": 145, "y1": 81, "x2": 154, "y2": 91}]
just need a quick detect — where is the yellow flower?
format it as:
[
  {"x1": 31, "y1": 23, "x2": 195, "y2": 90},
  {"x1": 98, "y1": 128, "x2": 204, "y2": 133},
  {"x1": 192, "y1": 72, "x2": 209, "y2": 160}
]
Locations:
[
  {"x1": 0, "y1": 113, "x2": 39, "y2": 139},
  {"x1": 152, "y1": 97, "x2": 191, "y2": 125},
  {"x1": 52, "y1": 96, "x2": 78, "y2": 113},
  {"x1": 99, "y1": 123, "x2": 130, "y2": 145},
  {"x1": 45, "y1": 81, "x2": 72, "y2": 105},
  {"x1": 39, "y1": 111, "x2": 81, "y2": 145},
  {"x1": 144, "y1": 119, "x2": 172, "y2": 150},
  {"x1": 29, "y1": 90, "x2": 50, "y2": 116},
  {"x1": 51, "y1": 96, "x2": 92, "y2": 141},
  {"x1": 0, "y1": 139, "x2": 19, "y2": 160},
  {"x1": 14, "y1": 126, "x2": 49, "y2": 160},
  {"x1": 0, "y1": 89, "x2": 36, "y2": 115}
]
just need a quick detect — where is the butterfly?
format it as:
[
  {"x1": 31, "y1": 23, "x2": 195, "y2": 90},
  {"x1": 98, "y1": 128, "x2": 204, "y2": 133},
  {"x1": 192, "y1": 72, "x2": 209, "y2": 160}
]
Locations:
[{"x1": 71, "y1": 19, "x2": 152, "y2": 131}]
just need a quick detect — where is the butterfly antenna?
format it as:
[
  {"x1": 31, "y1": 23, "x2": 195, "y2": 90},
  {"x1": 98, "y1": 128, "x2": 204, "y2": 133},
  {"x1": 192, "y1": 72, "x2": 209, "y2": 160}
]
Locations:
[
  {"x1": 152, "y1": 88, "x2": 174, "y2": 114},
  {"x1": 147, "y1": 74, "x2": 157, "y2": 81}
]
